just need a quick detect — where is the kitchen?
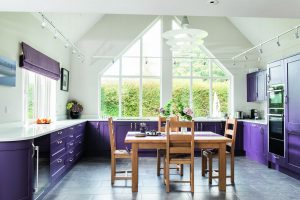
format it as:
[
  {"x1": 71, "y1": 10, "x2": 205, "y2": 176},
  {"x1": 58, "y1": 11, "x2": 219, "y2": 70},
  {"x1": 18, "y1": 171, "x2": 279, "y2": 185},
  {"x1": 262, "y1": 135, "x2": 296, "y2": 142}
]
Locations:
[{"x1": 1, "y1": 1, "x2": 300, "y2": 200}]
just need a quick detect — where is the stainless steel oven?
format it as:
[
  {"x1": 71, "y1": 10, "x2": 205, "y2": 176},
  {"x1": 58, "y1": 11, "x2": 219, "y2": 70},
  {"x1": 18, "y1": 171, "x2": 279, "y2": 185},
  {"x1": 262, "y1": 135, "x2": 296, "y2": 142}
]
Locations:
[{"x1": 268, "y1": 84, "x2": 285, "y2": 157}]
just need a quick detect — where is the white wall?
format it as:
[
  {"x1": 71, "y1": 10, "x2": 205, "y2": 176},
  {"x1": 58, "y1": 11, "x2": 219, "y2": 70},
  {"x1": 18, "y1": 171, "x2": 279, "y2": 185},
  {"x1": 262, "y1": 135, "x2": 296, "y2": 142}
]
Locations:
[
  {"x1": 0, "y1": 12, "x2": 71, "y2": 123},
  {"x1": 69, "y1": 14, "x2": 157, "y2": 118}
]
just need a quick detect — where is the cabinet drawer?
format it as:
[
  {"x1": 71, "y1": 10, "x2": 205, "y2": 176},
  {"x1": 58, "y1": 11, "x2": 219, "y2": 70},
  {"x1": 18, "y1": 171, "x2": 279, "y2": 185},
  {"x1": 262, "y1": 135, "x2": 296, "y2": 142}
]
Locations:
[
  {"x1": 66, "y1": 140, "x2": 75, "y2": 150},
  {"x1": 51, "y1": 129, "x2": 67, "y2": 141},
  {"x1": 50, "y1": 153, "x2": 67, "y2": 177},
  {"x1": 50, "y1": 137, "x2": 67, "y2": 161}
]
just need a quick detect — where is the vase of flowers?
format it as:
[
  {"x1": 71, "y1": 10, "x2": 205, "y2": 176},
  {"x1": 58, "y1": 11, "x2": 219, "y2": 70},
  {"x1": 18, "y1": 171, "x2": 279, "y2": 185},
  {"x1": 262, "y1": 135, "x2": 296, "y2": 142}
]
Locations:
[{"x1": 66, "y1": 100, "x2": 83, "y2": 119}]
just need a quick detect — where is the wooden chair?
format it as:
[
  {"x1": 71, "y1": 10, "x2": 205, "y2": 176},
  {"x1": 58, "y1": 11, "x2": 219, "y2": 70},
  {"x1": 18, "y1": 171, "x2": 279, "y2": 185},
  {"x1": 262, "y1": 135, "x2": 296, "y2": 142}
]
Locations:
[
  {"x1": 108, "y1": 117, "x2": 132, "y2": 185},
  {"x1": 157, "y1": 116, "x2": 181, "y2": 176},
  {"x1": 201, "y1": 118, "x2": 237, "y2": 184},
  {"x1": 164, "y1": 120, "x2": 195, "y2": 193}
]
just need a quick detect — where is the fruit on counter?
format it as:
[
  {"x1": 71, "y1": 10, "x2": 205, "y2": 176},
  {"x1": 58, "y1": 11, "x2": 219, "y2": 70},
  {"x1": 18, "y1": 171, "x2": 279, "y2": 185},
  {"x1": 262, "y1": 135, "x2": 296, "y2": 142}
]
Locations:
[{"x1": 36, "y1": 118, "x2": 51, "y2": 124}]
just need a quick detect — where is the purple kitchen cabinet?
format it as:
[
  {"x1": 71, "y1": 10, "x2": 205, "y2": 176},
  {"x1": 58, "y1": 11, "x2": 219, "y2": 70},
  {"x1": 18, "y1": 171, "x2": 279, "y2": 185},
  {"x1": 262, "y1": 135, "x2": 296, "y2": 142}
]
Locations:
[
  {"x1": 247, "y1": 72, "x2": 257, "y2": 102},
  {"x1": 85, "y1": 121, "x2": 102, "y2": 156},
  {"x1": 285, "y1": 54, "x2": 300, "y2": 171},
  {"x1": 115, "y1": 122, "x2": 133, "y2": 150},
  {"x1": 268, "y1": 60, "x2": 284, "y2": 85},
  {"x1": 100, "y1": 122, "x2": 111, "y2": 156},
  {"x1": 0, "y1": 140, "x2": 33, "y2": 200}
]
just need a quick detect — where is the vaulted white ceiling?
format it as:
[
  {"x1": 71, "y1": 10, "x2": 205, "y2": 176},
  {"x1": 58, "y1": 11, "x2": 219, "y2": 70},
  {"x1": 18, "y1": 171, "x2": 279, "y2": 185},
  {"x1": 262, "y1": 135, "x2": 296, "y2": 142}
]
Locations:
[{"x1": 1, "y1": 0, "x2": 300, "y2": 18}]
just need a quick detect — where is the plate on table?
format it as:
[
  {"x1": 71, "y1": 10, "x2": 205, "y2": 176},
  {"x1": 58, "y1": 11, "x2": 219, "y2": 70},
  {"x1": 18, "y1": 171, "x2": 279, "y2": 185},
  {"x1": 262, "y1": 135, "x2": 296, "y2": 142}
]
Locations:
[
  {"x1": 135, "y1": 133, "x2": 146, "y2": 137},
  {"x1": 146, "y1": 131, "x2": 161, "y2": 136}
]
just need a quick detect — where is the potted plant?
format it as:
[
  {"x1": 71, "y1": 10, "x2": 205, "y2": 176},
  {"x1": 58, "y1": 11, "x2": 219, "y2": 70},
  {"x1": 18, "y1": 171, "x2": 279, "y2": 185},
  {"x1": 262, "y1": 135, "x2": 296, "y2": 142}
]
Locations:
[{"x1": 66, "y1": 100, "x2": 83, "y2": 119}]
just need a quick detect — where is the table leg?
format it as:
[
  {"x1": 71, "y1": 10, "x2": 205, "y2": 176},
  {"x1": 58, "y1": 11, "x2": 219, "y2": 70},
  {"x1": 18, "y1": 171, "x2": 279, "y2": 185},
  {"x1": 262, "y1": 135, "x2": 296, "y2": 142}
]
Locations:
[
  {"x1": 218, "y1": 143, "x2": 226, "y2": 191},
  {"x1": 132, "y1": 143, "x2": 139, "y2": 192}
]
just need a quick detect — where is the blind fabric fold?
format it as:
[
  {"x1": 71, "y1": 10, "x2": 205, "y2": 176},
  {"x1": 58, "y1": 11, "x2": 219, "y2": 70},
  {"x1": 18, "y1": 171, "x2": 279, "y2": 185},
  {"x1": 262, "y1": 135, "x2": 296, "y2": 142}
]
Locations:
[{"x1": 19, "y1": 42, "x2": 60, "y2": 80}]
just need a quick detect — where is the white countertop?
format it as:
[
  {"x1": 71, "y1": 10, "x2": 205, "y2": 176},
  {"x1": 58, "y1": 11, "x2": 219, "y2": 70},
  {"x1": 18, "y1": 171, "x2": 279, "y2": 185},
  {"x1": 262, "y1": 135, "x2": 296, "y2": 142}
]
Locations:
[
  {"x1": 0, "y1": 120, "x2": 86, "y2": 142},
  {"x1": 0, "y1": 118, "x2": 267, "y2": 142}
]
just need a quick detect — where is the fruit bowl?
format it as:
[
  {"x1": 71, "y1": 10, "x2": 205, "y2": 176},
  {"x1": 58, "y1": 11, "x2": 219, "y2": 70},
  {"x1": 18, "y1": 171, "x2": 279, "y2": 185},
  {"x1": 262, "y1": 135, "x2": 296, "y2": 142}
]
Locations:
[{"x1": 36, "y1": 118, "x2": 51, "y2": 124}]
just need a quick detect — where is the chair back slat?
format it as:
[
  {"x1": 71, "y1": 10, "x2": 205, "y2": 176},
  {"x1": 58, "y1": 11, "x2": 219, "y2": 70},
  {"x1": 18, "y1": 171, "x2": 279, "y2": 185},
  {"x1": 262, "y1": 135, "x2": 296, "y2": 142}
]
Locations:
[
  {"x1": 108, "y1": 117, "x2": 116, "y2": 153},
  {"x1": 158, "y1": 116, "x2": 179, "y2": 132},
  {"x1": 224, "y1": 118, "x2": 237, "y2": 154},
  {"x1": 166, "y1": 120, "x2": 195, "y2": 159}
]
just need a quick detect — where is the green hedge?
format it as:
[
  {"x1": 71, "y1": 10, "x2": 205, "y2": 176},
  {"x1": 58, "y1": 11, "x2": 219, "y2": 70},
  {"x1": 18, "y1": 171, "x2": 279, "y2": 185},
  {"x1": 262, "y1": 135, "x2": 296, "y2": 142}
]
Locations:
[{"x1": 100, "y1": 79, "x2": 228, "y2": 117}]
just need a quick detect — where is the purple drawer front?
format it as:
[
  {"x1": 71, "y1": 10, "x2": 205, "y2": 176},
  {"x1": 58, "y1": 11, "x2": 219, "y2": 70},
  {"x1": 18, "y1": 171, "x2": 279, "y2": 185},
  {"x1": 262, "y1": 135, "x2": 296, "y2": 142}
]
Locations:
[
  {"x1": 50, "y1": 153, "x2": 67, "y2": 177},
  {"x1": 66, "y1": 140, "x2": 75, "y2": 150},
  {"x1": 51, "y1": 129, "x2": 68, "y2": 141},
  {"x1": 66, "y1": 155, "x2": 76, "y2": 167},
  {"x1": 50, "y1": 136, "x2": 68, "y2": 161}
]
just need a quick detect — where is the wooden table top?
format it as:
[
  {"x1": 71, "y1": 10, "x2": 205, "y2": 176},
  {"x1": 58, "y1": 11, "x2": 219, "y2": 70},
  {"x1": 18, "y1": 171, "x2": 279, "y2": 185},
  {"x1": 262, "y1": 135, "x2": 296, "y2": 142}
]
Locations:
[{"x1": 125, "y1": 131, "x2": 231, "y2": 144}]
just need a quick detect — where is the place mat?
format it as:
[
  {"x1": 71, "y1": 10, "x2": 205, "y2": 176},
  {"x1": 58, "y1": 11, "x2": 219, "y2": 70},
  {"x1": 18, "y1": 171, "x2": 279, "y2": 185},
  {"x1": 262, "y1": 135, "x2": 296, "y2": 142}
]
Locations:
[{"x1": 195, "y1": 133, "x2": 220, "y2": 137}]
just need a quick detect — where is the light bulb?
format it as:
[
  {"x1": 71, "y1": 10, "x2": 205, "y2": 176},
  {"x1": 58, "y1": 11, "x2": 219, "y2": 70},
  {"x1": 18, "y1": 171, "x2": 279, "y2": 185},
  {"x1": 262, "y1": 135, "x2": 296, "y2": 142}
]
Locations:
[{"x1": 41, "y1": 19, "x2": 46, "y2": 28}]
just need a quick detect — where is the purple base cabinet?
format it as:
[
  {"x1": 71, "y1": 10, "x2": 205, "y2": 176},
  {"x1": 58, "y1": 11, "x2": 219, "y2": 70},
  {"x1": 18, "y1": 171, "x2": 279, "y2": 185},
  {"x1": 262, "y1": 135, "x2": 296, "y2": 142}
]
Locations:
[
  {"x1": 0, "y1": 140, "x2": 33, "y2": 200},
  {"x1": 85, "y1": 121, "x2": 102, "y2": 157}
]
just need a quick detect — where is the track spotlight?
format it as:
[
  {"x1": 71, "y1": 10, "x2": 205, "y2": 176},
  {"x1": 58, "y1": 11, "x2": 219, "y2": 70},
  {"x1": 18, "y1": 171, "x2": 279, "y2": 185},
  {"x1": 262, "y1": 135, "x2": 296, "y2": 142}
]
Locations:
[
  {"x1": 54, "y1": 30, "x2": 58, "y2": 39},
  {"x1": 276, "y1": 37, "x2": 281, "y2": 47},
  {"x1": 72, "y1": 49, "x2": 76, "y2": 54},
  {"x1": 259, "y1": 45, "x2": 263, "y2": 54},
  {"x1": 295, "y1": 27, "x2": 299, "y2": 39},
  {"x1": 41, "y1": 18, "x2": 46, "y2": 28},
  {"x1": 64, "y1": 43, "x2": 69, "y2": 48}
]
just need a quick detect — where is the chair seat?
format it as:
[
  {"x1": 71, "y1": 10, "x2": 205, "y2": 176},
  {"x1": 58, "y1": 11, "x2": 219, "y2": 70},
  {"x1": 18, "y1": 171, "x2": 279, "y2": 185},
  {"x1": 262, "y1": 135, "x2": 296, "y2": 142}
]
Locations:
[
  {"x1": 166, "y1": 154, "x2": 192, "y2": 164},
  {"x1": 114, "y1": 149, "x2": 131, "y2": 158},
  {"x1": 203, "y1": 149, "x2": 231, "y2": 157}
]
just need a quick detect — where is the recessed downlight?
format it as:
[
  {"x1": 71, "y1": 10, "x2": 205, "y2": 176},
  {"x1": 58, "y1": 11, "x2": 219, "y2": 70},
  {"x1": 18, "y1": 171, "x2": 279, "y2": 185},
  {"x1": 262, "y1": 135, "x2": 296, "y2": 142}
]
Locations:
[{"x1": 207, "y1": 0, "x2": 219, "y2": 5}]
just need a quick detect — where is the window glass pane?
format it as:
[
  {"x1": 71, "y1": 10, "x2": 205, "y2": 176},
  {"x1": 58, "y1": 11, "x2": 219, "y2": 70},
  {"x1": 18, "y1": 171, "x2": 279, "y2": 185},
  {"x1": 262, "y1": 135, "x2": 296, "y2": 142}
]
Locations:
[
  {"x1": 103, "y1": 60, "x2": 120, "y2": 76},
  {"x1": 142, "y1": 20, "x2": 161, "y2": 58},
  {"x1": 192, "y1": 60, "x2": 209, "y2": 77},
  {"x1": 142, "y1": 79, "x2": 160, "y2": 117},
  {"x1": 172, "y1": 79, "x2": 190, "y2": 108},
  {"x1": 38, "y1": 75, "x2": 47, "y2": 118},
  {"x1": 100, "y1": 78, "x2": 119, "y2": 117},
  {"x1": 193, "y1": 79, "x2": 210, "y2": 117},
  {"x1": 27, "y1": 71, "x2": 35, "y2": 120},
  {"x1": 142, "y1": 58, "x2": 160, "y2": 76},
  {"x1": 122, "y1": 40, "x2": 140, "y2": 76},
  {"x1": 173, "y1": 58, "x2": 191, "y2": 76},
  {"x1": 212, "y1": 62, "x2": 227, "y2": 77},
  {"x1": 122, "y1": 78, "x2": 140, "y2": 117},
  {"x1": 212, "y1": 79, "x2": 229, "y2": 117}
]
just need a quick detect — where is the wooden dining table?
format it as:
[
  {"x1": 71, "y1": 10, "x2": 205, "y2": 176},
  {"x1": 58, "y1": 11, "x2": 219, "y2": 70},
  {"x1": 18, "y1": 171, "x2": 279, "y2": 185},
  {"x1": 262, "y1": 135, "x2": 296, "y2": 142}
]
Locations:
[{"x1": 125, "y1": 131, "x2": 232, "y2": 192}]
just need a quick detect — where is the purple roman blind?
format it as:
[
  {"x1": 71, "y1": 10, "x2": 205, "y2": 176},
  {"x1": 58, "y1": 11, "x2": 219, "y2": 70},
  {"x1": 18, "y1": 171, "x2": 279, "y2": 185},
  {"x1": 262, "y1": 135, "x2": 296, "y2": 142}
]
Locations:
[{"x1": 19, "y1": 42, "x2": 60, "y2": 80}]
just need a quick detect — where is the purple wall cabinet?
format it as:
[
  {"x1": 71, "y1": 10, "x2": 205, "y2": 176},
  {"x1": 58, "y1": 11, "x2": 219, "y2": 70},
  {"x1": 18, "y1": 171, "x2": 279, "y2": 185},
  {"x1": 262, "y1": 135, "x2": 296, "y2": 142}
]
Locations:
[
  {"x1": 247, "y1": 72, "x2": 257, "y2": 102},
  {"x1": 285, "y1": 55, "x2": 300, "y2": 171},
  {"x1": 0, "y1": 140, "x2": 33, "y2": 200},
  {"x1": 267, "y1": 60, "x2": 284, "y2": 85}
]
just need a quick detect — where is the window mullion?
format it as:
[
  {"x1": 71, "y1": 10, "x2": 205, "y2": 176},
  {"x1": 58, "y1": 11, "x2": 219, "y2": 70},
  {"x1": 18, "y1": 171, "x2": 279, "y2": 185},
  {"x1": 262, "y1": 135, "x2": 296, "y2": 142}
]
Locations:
[
  {"x1": 119, "y1": 58, "x2": 122, "y2": 117},
  {"x1": 189, "y1": 58, "x2": 193, "y2": 109},
  {"x1": 139, "y1": 39, "x2": 143, "y2": 118},
  {"x1": 209, "y1": 59, "x2": 212, "y2": 118}
]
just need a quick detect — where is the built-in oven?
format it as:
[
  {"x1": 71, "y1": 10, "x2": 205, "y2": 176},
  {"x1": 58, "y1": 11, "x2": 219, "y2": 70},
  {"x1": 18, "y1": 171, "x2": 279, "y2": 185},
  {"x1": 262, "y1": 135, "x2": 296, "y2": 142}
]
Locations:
[{"x1": 268, "y1": 84, "x2": 285, "y2": 157}]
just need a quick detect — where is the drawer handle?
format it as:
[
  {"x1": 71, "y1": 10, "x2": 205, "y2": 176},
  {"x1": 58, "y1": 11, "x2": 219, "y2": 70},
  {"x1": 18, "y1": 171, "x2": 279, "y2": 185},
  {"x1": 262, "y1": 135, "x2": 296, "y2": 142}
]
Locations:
[
  {"x1": 69, "y1": 151, "x2": 74, "y2": 154},
  {"x1": 70, "y1": 127, "x2": 74, "y2": 130},
  {"x1": 79, "y1": 141, "x2": 82, "y2": 144},
  {"x1": 273, "y1": 154, "x2": 279, "y2": 159},
  {"x1": 57, "y1": 159, "x2": 63, "y2": 163},
  {"x1": 69, "y1": 143, "x2": 74, "y2": 146},
  {"x1": 58, "y1": 131, "x2": 62, "y2": 135},
  {"x1": 69, "y1": 159, "x2": 73, "y2": 162},
  {"x1": 57, "y1": 140, "x2": 63, "y2": 144},
  {"x1": 69, "y1": 135, "x2": 74, "y2": 138}
]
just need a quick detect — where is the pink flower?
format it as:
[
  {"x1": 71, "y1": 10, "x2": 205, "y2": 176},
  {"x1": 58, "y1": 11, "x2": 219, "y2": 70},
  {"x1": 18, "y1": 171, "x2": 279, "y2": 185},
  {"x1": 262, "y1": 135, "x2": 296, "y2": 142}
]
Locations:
[{"x1": 183, "y1": 108, "x2": 193, "y2": 117}]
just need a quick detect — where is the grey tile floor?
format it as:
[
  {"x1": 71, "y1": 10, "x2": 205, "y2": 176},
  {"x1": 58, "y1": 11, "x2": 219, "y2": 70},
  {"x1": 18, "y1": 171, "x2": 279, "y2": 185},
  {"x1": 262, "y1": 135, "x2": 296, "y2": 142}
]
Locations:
[{"x1": 44, "y1": 157, "x2": 300, "y2": 200}]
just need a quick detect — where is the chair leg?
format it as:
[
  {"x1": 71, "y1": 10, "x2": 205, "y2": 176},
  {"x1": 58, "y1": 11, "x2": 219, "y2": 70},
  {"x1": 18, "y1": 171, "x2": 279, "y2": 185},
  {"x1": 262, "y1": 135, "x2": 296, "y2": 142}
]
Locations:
[
  {"x1": 231, "y1": 155, "x2": 235, "y2": 184},
  {"x1": 166, "y1": 161, "x2": 170, "y2": 192},
  {"x1": 157, "y1": 149, "x2": 161, "y2": 176},
  {"x1": 191, "y1": 162, "x2": 194, "y2": 193},
  {"x1": 180, "y1": 164, "x2": 184, "y2": 176},
  {"x1": 163, "y1": 157, "x2": 166, "y2": 185},
  {"x1": 111, "y1": 157, "x2": 116, "y2": 185},
  {"x1": 208, "y1": 155, "x2": 212, "y2": 185},
  {"x1": 202, "y1": 151, "x2": 207, "y2": 177}
]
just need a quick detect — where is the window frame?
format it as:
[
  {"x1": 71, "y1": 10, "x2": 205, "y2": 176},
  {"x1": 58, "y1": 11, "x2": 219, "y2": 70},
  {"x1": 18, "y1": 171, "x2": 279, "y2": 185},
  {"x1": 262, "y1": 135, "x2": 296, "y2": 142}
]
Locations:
[{"x1": 99, "y1": 18, "x2": 162, "y2": 118}]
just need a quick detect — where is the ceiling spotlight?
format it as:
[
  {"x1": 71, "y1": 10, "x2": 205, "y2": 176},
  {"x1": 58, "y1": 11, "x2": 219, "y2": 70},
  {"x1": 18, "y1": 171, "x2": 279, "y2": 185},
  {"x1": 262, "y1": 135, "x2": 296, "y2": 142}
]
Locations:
[
  {"x1": 244, "y1": 55, "x2": 248, "y2": 61},
  {"x1": 295, "y1": 27, "x2": 299, "y2": 39},
  {"x1": 207, "y1": 0, "x2": 219, "y2": 5},
  {"x1": 276, "y1": 37, "x2": 281, "y2": 47},
  {"x1": 64, "y1": 43, "x2": 69, "y2": 48},
  {"x1": 259, "y1": 45, "x2": 263, "y2": 54},
  {"x1": 72, "y1": 49, "x2": 76, "y2": 54},
  {"x1": 41, "y1": 18, "x2": 46, "y2": 28},
  {"x1": 54, "y1": 30, "x2": 58, "y2": 39}
]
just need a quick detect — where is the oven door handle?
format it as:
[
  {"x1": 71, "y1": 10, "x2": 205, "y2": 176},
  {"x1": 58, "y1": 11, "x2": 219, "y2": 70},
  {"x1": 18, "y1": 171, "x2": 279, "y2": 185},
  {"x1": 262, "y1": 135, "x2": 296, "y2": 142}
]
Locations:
[
  {"x1": 267, "y1": 114, "x2": 284, "y2": 117},
  {"x1": 267, "y1": 89, "x2": 284, "y2": 93}
]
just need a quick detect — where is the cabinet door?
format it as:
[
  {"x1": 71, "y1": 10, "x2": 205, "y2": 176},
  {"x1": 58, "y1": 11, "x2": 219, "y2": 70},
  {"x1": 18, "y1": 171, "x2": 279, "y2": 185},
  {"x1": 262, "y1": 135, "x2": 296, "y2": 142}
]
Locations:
[
  {"x1": 201, "y1": 122, "x2": 218, "y2": 133},
  {"x1": 85, "y1": 122, "x2": 102, "y2": 156},
  {"x1": 243, "y1": 123, "x2": 250, "y2": 152},
  {"x1": 100, "y1": 122, "x2": 111, "y2": 152},
  {"x1": 247, "y1": 72, "x2": 257, "y2": 102},
  {"x1": 285, "y1": 54, "x2": 300, "y2": 169},
  {"x1": 0, "y1": 140, "x2": 33, "y2": 200},
  {"x1": 267, "y1": 60, "x2": 284, "y2": 85},
  {"x1": 287, "y1": 132, "x2": 300, "y2": 168},
  {"x1": 257, "y1": 71, "x2": 267, "y2": 101}
]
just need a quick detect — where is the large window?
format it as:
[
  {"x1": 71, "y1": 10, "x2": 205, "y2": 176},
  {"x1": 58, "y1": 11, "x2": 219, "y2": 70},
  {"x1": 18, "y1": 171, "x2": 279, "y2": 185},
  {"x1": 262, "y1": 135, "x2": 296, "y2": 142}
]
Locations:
[
  {"x1": 172, "y1": 52, "x2": 230, "y2": 118},
  {"x1": 23, "y1": 70, "x2": 56, "y2": 123},
  {"x1": 100, "y1": 19, "x2": 161, "y2": 117}
]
